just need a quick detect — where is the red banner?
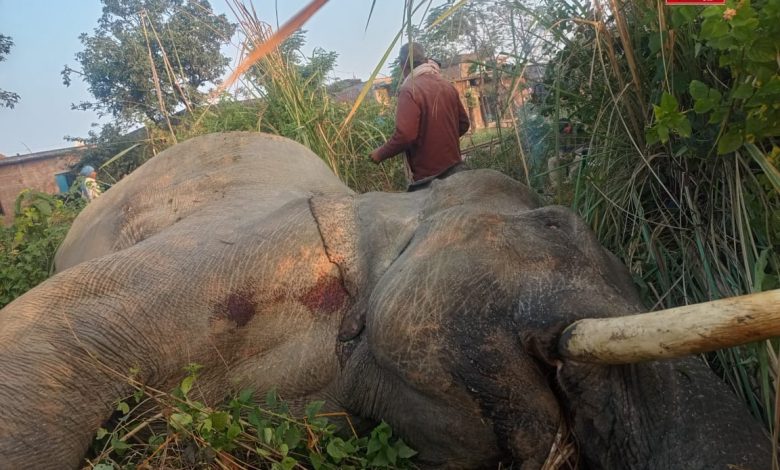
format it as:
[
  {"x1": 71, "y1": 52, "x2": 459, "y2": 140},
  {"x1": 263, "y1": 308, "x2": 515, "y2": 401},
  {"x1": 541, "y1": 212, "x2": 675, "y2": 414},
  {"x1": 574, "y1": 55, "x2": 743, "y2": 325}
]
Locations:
[{"x1": 665, "y1": 0, "x2": 724, "y2": 4}]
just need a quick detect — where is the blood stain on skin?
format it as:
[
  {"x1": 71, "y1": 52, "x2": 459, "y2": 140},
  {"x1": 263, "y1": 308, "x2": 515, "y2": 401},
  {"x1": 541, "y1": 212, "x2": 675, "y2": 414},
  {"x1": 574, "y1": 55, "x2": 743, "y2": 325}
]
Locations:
[
  {"x1": 298, "y1": 275, "x2": 348, "y2": 314},
  {"x1": 216, "y1": 290, "x2": 258, "y2": 327}
]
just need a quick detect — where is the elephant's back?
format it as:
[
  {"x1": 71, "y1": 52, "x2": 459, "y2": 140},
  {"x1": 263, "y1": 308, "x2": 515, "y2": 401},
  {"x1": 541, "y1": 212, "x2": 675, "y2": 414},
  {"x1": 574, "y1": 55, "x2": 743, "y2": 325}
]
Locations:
[{"x1": 55, "y1": 132, "x2": 351, "y2": 271}]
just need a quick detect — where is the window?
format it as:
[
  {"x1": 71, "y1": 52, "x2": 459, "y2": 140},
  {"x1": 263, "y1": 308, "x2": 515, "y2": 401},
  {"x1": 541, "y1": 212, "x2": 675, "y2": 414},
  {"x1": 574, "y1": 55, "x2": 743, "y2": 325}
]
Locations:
[{"x1": 55, "y1": 172, "x2": 76, "y2": 193}]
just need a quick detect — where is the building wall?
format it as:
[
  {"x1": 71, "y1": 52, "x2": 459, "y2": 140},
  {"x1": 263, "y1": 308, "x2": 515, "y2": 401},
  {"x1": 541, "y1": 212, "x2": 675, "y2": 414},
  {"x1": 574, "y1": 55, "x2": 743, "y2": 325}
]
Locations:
[{"x1": 0, "y1": 149, "x2": 83, "y2": 225}]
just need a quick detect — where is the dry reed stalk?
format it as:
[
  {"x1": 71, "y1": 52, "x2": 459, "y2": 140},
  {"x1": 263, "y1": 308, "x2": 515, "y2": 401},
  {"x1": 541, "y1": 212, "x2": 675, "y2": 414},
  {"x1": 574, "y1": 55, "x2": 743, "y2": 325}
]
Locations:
[
  {"x1": 541, "y1": 419, "x2": 579, "y2": 470},
  {"x1": 607, "y1": 0, "x2": 646, "y2": 116},
  {"x1": 140, "y1": 10, "x2": 177, "y2": 143},
  {"x1": 217, "y1": 0, "x2": 328, "y2": 96},
  {"x1": 591, "y1": 0, "x2": 643, "y2": 139},
  {"x1": 147, "y1": 18, "x2": 192, "y2": 113}
]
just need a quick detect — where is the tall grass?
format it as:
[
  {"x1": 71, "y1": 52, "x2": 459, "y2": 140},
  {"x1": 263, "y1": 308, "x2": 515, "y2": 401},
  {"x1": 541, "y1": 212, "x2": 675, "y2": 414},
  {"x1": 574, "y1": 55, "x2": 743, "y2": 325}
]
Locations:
[
  {"x1": 504, "y1": 0, "x2": 780, "y2": 439},
  {"x1": 203, "y1": 1, "x2": 406, "y2": 193}
]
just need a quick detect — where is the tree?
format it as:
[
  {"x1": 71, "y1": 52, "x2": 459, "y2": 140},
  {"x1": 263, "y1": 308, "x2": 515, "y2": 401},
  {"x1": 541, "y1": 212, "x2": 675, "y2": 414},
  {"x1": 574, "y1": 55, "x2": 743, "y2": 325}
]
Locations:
[
  {"x1": 62, "y1": 0, "x2": 235, "y2": 124},
  {"x1": 421, "y1": 1, "x2": 513, "y2": 64},
  {"x1": 252, "y1": 29, "x2": 338, "y2": 89},
  {"x1": 0, "y1": 34, "x2": 20, "y2": 109}
]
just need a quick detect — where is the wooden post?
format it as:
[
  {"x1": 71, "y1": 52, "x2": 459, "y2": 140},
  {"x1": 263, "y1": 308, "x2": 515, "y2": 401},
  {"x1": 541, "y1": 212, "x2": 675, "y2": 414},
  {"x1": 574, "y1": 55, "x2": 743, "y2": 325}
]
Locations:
[{"x1": 558, "y1": 290, "x2": 780, "y2": 364}]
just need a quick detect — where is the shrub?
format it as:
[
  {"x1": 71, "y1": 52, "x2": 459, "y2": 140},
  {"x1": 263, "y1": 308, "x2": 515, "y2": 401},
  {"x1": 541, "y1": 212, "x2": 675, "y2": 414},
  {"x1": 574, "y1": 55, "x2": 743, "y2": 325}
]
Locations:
[
  {"x1": 87, "y1": 365, "x2": 418, "y2": 469},
  {"x1": 0, "y1": 189, "x2": 83, "y2": 309}
]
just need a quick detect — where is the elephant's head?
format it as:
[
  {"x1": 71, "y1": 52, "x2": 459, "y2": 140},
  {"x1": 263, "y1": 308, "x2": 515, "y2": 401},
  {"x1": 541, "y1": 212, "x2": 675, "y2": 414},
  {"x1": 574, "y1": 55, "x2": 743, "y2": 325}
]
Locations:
[{"x1": 0, "y1": 133, "x2": 770, "y2": 469}]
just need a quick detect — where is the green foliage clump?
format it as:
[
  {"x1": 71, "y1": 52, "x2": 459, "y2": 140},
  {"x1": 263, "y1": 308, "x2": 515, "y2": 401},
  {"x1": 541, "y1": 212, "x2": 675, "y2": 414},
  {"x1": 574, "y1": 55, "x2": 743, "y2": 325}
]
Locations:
[
  {"x1": 0, "y1": 33, "x2": 20, "y2": 108},
  {"x1": 0, "y1": 190, "x2": 84, "y2": 309},
  {"x1": 523, "y1": 0, "x2": 779, "y2": 432},
  {"x1": 646, "y1": 1, "x2": 780, "y2": 158},
  {"x1": 62, "y1": 0, "x2": 236, "y2": 124},
  {"x1": 89, "y1": 365, "x2": 417, "y2": 469}
]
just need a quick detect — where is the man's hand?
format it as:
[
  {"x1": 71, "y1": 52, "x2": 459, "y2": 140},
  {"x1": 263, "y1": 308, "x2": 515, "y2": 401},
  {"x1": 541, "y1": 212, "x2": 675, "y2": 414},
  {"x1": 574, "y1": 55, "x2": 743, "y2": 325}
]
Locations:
[{"x1": 369, "y1": 150, "x2": 382, "y2": 164}]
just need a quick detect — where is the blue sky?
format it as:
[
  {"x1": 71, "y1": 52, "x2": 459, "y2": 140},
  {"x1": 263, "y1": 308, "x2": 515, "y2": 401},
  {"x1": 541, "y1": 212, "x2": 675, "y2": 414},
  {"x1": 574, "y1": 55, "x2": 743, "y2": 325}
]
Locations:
[{"x1": 0, "y1": 1, "x2": 411, "y2": 156}]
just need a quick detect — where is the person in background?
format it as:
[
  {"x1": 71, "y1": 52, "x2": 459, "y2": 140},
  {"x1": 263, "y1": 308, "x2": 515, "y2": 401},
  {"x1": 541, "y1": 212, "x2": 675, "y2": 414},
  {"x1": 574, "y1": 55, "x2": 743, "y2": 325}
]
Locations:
[
  {"x1": 80, "y1": 165, "x2": 102, "y2": 202},
  {"x1": 370, "y1": 42, "x2": 470, "y2": 191}
]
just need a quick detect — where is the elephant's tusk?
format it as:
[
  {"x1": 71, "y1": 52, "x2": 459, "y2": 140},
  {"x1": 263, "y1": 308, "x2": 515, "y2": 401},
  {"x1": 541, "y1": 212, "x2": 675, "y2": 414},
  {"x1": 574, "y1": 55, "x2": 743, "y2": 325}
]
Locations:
[{"x1": 558, "y1": 289, "x2": 780, "y2": 364}]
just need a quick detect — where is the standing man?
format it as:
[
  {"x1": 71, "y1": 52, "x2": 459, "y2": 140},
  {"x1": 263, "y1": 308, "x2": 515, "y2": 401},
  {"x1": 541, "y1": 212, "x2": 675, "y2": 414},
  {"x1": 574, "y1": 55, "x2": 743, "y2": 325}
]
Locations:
[
  {"x1": 79, "y1": 165, "x2": 102, "y2": 202},
  {"x1": 370, "y1": 42, "x2": 470, "y2": 191}
]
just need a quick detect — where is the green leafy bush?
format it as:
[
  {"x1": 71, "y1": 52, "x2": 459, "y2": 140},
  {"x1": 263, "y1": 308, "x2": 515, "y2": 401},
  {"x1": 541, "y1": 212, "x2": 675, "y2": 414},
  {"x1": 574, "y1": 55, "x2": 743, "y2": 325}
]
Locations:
[
  {"x1": 88, "y1": 365, "x2": 417, "y2": 469},
  {"x1": 0, "y1": 189, "x2": 83, "y2": 309},
  {"x1": 526, "y1": 0, "x2": 779, "y2": 433}
]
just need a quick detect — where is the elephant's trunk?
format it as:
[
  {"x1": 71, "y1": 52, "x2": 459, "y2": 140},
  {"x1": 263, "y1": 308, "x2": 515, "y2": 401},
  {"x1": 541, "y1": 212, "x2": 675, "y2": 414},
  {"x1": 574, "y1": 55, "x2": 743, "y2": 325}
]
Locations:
[{"x1": 554, "y1": 356, "x2": 771, "y2": 469}]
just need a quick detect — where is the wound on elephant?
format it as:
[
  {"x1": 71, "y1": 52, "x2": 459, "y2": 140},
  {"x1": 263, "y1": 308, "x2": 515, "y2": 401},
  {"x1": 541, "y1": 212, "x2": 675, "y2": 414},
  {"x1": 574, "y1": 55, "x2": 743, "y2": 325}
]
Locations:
[
  {"x1": 215, "y1": 290, "x2": 258, "y2": 327},
  {"x1": 298, "y1": 274, "x2": 349, "y2": 314}
]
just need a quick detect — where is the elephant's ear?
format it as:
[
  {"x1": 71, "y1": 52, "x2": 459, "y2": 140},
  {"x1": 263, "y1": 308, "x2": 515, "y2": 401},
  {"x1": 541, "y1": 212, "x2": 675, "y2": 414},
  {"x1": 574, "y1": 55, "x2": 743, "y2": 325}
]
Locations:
[
  {"x1": 310, "y1": 191, "x2": 423, "y2": 340},
  {"x1": 309, "y1": 193, "x2": 365, "y2": 298}
]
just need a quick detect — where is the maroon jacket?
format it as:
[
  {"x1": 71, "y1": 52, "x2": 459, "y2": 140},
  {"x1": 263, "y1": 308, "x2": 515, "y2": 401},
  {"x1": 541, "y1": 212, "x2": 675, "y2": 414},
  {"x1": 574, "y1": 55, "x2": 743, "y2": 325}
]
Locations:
[{"x1": 374, "y1": 71, "x2": 470, "y2": 182}]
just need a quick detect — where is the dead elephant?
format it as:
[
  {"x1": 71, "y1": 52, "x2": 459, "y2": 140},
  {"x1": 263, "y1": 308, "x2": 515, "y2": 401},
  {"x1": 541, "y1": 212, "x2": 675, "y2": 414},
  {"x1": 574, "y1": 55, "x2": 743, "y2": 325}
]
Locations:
[{"x1": 0, "y1": 132, "x2": 770, "y2": 469}]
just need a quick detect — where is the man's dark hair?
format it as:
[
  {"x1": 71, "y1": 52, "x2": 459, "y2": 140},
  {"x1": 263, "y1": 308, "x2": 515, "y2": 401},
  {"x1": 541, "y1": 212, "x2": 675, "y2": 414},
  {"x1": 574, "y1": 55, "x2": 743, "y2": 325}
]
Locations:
[{"x1": 398, "y1": 42, "x2": 427, "y2": 70}]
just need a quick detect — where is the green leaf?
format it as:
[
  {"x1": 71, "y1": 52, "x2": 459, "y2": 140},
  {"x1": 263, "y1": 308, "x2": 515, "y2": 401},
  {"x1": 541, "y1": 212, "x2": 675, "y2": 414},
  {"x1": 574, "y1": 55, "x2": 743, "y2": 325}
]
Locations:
[
  {"x1": 327, "y1": 438, "x2": 347, "y2": 461},
  {"x1": 33, "y1": 201, "x2": 52, "y2": 217},
  {"x1": 96, "y1": 427, "x2": 109, "y2": 440},
  {"x1": 367, "y1": 435, "x2": 383, "y2": 455},
  {"x1": 746, "y1": 38, "x2": 777, "y2": 62},
  {"x1": 676, "y1": 118, "x2": 692, "y2": 138},
  {"x1": 180, "y1": 374, "x2": 195, "y2": 396},
  {"x1": 646, "y1": 127, "x2": 660, "y2": 146},
  {"x1": 395, "y1": 439, "x2": 417, "y2": 459},
  {"x1": 238, "y1": 388, "x2": 253, "y2": 404},
  {"x1": 717, "y1": 128, "x2": 744, "y2": 154},
  {"x1": 708, "y1": 106, "x2": 728, "y2": 124},
  {"x1": 305, "y1": 400, "x2": 325, "y2": 420},
  {"x1": 284, "y1": 426, "x2": 302, "y2": 449},
  {"x1": 700, "y1": 6, "x2": 724, "y2": 18},
  {"x1": 263, "y1": 427, "x2": 274, "y2": 444},
  {"x1": 755, "y1": 77, "x2": 780, "y2": 98},
  {"x1": 731, "y1": 18, "x2": 760, "y2": 42},
  {"x1": 657, "y1": 124, "x2": 670, "y2": 144},
  {"x1": 170, "y1": 412, "x2": 193, "y2": 430},
  {"x1": 200, "y1": 418, "x2": 212, "y2": 433},
  {"x1": 110, "y1": 436, "x2": 130, "y2": 455},
  {"x1": 689, "y1": 80, "x2": 709, "y2": 100},
  {"x1": 671, "y1": 6, "x2": 697, "y2": 28},
  {"x1": 227, "y1": 421, "x2": 242, "y2": 440},
  {"x1": 700, "y1": 17, "x2": 728, "y2": 40},
  {"x1": 265, "y1": 388, "x2": 279, "y2": 408},
  {"x1": 279, "y1": 456, "x2": 297, "y2": 470},
  {"x1": 116, "y1": 401, "x2": 129, "y2": 415},
  {"x1": 385, "y1": 445, "x2": 398, "y2": 464},
  {"x1": 694, "y1": 99, "x2": 714, "y2": 114},
  {"x1": 309, "y1": 451, "x2": 323, "y2": 470},
  {"x1": 732, "y1": 83, "x2": 754, "y2": 100},
  {"x1": 210, "y1": 411, "x2": 230, "y2": 431},
  {"x1": 660, "y1": 92, "x2": 679, "y2": 114},
  {"x1": 93, "y1": 464, "x2": 114, "y2": 470}
]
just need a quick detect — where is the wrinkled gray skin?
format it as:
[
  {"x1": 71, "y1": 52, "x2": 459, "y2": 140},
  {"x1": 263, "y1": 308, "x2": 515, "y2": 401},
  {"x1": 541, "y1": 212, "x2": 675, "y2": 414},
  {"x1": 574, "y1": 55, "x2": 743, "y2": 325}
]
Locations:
[{"x1": 0, "y1": 133, "x2": 769, "y2": 469}]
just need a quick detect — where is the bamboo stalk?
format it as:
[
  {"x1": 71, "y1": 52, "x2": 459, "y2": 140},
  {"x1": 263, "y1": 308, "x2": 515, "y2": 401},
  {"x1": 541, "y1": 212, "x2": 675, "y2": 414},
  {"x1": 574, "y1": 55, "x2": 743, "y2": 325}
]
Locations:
[
  {"x1": 140, "y1": 11, "x2": 177, "y2": 143},
  {"x1": 559, "y1": 289, "x2": 780, "y2": 364},
  {"x1": 608, "y1": 0, "x2": 646, "y2": 116}
]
